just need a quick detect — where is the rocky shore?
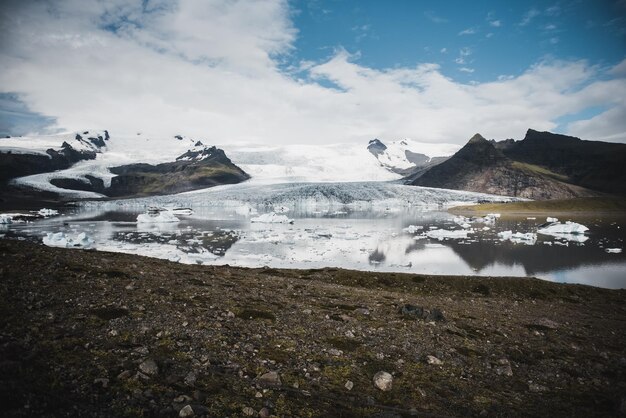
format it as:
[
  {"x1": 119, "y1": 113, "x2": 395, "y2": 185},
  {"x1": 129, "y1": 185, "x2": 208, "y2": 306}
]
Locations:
[{"x1": 1, "y1": 239, "x2": 625, "y2": 417}]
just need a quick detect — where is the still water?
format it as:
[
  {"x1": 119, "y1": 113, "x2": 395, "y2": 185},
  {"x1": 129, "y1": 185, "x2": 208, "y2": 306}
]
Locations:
[{"x1": 3, "y1": 205, "x2": 625, "y2": 289}]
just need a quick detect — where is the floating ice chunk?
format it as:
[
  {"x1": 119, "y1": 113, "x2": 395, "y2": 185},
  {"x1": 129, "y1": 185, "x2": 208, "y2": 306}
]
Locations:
[
  {"x1": 453, "y1": 216, "x2": 471, "y2": 228},
  {"x1": 527, "y1": 217, "x2": 536, "y2": 220},
  {"x1": 0, "y1": 214, "x2": 12, "y2": 224},
  {"x1": 426, "y1": 229, "x2": 472, "y2": 240},
  {"x1": 137, "y1": 211, "x2": 180, "y2": 224},
  {"x1": 403, "y1": 225, "x2": 424, "y2": 233},
  {"x1": 538, "y1": 221, "x2": 588, "y2": 236},
  {"x1": 546, "y1": 217, "x2": 558, "y2": 223},
  {"x1": 606, "y1": 248, "x2": 622, "y2": 253},
  {"x1": 43, "y1": 231, "x2": 94, "y2": 248},
  {"x1": 38, "y1": 208, "x2": 59, "y2": 217},
  {"x1": 498, "y1": 230, "x2": 537, "y2": 245},
  {"x1": 250, "y1": 212, "x2": 293, "y2": 224},
  {"x1": 171, "y1": 207, "x2": 193, "y2": 216}
]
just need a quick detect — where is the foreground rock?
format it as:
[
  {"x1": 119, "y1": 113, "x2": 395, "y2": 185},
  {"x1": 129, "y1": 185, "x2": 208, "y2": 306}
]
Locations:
[{"x1": 0, "y1": 239, "x2": 625, "y2": 417}]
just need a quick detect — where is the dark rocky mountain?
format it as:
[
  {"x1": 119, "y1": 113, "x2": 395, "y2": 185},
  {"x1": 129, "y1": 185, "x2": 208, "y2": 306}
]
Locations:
[
  {"x1": 0, "y1": 132, "x2": 250, "y2": 202},
  {"x1": 366, "y1": 139, "x2": 387, "y2": 157},
  {"x1": 410, "y1": 133, "x2": 597, "y2": 199},
  {"x1": 496, "y1": 129, "x2": 626, "y2": 195},
  {"x1": 0, "y1": 131, "x2": 109, "y2": 184},
  {"x1": 105, "y1": 146, "x2": 249, "y2": 197}
]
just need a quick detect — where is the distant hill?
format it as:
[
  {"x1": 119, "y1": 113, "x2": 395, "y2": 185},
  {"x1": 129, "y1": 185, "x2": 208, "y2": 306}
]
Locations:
[
  {"x1": 495, "y1": 129, "x2": 626, "y2": 195},
  {"x1": 409, "y1": 133, "x2": 600, "y2": 200},
  {"x1": 0, "y1": 132, "x2": 250, "y2": 200},
  {"x1": 105, "y1": 146, "x2": 250, "y2": 197}
]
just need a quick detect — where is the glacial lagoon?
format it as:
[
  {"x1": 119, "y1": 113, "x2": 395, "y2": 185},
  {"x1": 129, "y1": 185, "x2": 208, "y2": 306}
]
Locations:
[{"x1": 2, "y1": 182, "x2": 625, "y2": 289}]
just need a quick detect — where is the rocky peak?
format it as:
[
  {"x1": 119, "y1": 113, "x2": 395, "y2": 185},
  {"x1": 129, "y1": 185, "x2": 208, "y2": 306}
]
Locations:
[
  {"x1": 523, "y1": 129, "x2": 582, "y2": 145},
  {"x1": 468, "y1": 133, "x2": 487, "y2": 144},
  {"x1": 176, "y1": 145, "x2": 224, "y2": 162},
  {"x1": 367, "y1": 138, "x2": 387, "y2": 157},
  {"x1": 455, "y1": 133, "x2": 505, "y2": 165}
]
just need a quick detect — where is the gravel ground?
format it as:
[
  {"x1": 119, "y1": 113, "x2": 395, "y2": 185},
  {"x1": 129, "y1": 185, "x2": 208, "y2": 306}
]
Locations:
[{"x1": 1, "y1": 239, "x2": 625, "y2": 417}]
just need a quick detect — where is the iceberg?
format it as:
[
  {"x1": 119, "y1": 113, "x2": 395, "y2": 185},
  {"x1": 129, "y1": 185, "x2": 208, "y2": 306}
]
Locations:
[
  {"x1": 250, "y1": 212, "x2": 294, "y2": 224},
  {"x1": 605, "y1": 248, "x2": 622, "y2": 254},
  {"x1": 0, "y1": 214, "x2": 12, "y2": 224},
  {"x1": 498, "y1": 230, "x2": 537, "y2": 245},
  {"x1": 546, "y1": 217, "x2": 559, "y2": 223},
  {"x1": 137, "y1": 211, "x2": 180, "y2": 224},
  {"x1": 43, "y1": 231, "x2": 94, "y2": 248},
  {"x1": 426, "y1": 229, "x2": 472, "y2": 240},
  {"x1": 403, "y1": 225, "x2": 424, "y2": 233},
  {"x1": 538, "y1": 221, "x2": 588, "y2": 236},
  {"x1": 171, "y1": 207, "x2": 193, "y2": 216},
  {"x1": 38, "y1": 208, "x2": 59, "y2": 217}
]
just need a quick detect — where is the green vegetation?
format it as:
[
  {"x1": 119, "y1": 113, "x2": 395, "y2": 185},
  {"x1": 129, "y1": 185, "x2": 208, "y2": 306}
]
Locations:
[
  {"x1": 450, "y1": 196, "x2": 626, "y2": 215},
  {"x1": 511, "y1": 161, "x2": 569, "y2": 181}
]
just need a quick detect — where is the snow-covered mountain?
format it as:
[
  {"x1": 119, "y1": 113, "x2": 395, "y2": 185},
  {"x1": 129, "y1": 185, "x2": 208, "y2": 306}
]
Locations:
[
  {"x1": 0, "y1": 132, "x2": 246, "y2": 198},
  {"x1": 367, "y1": 138, "x2": 459, "y2": 174},
  {"x1": 1, "y1": 131, "x2": 460, "y2": 199}
]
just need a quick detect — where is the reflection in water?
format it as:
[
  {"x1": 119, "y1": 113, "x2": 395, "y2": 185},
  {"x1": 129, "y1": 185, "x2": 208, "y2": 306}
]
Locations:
[{"x1": 2, "y1": 206, "x2": 625, "y2": 288}]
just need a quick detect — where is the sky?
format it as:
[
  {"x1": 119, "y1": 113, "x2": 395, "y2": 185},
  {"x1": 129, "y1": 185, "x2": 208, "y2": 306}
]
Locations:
[{"x1": 0, "y1": 0, "x2": 625, "y2": 145}]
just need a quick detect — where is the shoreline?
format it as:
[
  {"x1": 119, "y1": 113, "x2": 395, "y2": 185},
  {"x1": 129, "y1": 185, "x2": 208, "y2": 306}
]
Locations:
[
  {"x1": 1, "y1": 239, "x2": 625, "y2": 417},
  {"x1": 448, "y1": 196, "x2": 626, "y2": 217}
]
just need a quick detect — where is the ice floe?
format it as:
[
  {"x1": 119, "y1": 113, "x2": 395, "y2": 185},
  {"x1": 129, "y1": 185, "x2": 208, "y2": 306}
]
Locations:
[
  {"x1": 137, "y1": 211, "x2": 181, "y2": 224},
  {"x1": 606, "y1": 248, "x2": 622, "y2": 254},
  {"x1": 171, "y1": 208, "x2": 193, "y2": 216},
  {"x1": 403, "y1": 225, "x2": 424, "y2": 233},
  {"x1": 453, "y1": 216, "x2": 472, "y2": 229},
  {"x1": 250, "y1": 212, "x2": 293, "y2": 224},
  {"x1": 38, "y1": 208, "x2": 59, "y2": 217},
  {"x1": 43, "y1": 231, "x2": 94, "y2": 248},
  {"x1": 426, "y1": 229, "x2": 472, "y2": 240},
  {"x1": 497, "y1": 230, "x2": 537, "y2": 245},
  {"x1": 546, "y1": 217, "x2": 559, "y2": 223},
  {"x1": 538, "y1": 221, "x2": 588, "y2": 236}
]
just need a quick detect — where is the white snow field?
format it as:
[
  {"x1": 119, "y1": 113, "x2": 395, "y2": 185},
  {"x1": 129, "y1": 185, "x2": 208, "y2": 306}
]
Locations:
[
  {"x1": 370, "y1": 138, "x2": 459, "y2": 171},
  {"x1": 3, "y1": 130, "x2": 462, "y2": 197}
]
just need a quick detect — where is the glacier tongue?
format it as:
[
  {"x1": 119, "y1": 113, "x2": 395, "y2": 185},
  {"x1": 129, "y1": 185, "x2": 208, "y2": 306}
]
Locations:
[{"x1": 83, "y1": 181, "x2": 518, "y2": 213}]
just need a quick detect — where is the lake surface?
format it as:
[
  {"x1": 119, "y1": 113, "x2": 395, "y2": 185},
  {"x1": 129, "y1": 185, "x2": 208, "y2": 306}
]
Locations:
[{"x1": 2, "y1": 182, "x2": 625, "y2": 289}]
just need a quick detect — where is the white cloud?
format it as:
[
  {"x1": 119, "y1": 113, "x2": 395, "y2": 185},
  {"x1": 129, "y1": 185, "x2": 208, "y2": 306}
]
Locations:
[
  {"x1": 489, "y1": 20, "x2": 502, "y2": 27},
  {"x1": 520, "y1": 8, "x2": 540, "y2": 26},
  {"x1": 1, "y1": 0, "x2": 625, "y2": 145},
  {"x1": 454, "y1": 47, "x2": 472, "y2": 65},
  {"x1": 458, "y1": 27, "x2": 477, "y2": 35},
  {"x1": 459, "y1": 67, "x2": 475, "y2": 73},
  {"x1": 424, "y1": 11, "x2": 448, "y2": 24}
]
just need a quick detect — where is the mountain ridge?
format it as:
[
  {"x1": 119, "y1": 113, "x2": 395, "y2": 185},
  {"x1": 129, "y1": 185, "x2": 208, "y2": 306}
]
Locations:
[{"x1": 409, "y1": 130, "x2": 609, "y2": 200}]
